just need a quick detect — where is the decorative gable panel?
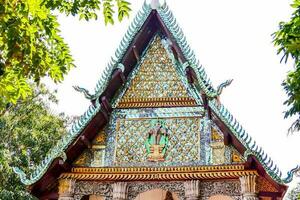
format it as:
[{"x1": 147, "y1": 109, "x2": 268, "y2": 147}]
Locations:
[
  {"x1": 114, "y1": 117, "x2": 201, "y2": 165},
  {"x1": 116, "y1": 35, "x2": 197, "y2": 108}
]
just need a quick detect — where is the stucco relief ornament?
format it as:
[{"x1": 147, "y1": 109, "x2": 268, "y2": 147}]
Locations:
[{"x1": 145, "y1": 119, "x2": 169, "y2": 161}]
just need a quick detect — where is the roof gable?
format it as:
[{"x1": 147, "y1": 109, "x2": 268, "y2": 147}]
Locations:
[
  {"x1": 13, "y1": 1, "x2": 294, "y2": 197},
  {"x1": 114, "y1": 35, "x2": 198, "y2": 108}
]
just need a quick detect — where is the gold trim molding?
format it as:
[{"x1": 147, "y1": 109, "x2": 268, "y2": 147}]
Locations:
[
  {"x1": 60, "y1": 165, "x2": 258, "y2": 181},
  {"x1": 117, "y1": 98, "x2": 197, "y2": 108}
]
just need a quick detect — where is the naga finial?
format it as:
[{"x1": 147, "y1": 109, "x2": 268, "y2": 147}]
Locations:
[
  {"x1": 13, "y1": 167, "x2": 29, "y2": 185},
  {"x1": 73, "y1": 86, "x2": 96, "y2": 100},
  {"x1": 216, "y1": 79, "x2": 233, "y2": 96},
  {"x1": 282, "y1": 165, "x2": 300, "y2": 183}
]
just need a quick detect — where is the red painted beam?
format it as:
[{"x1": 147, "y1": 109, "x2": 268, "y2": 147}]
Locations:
[
  {"x1": 101, "y1": 96, "x2": 112, "y2": 114},
  {"x1": 245, "y1": 156, "x2": 287, "y2": 197},
  {"x1": 73, "y1": 135, "x2": 91, "y2": 149},
  {"x1": 223, "y1": 131, "x2": 231, "y2": 146},
  {"x1": 171, "y1": 45, "x2": 179, "y2": 61},
  {"x1": 40, "y1": 192, "x2": 58, "y2": 200},
  {"x1": 132, "y1": 45, "x2": 140, "y2": 61},
  {"x1": 185, "y1": 67, "x2": 194, "y2": 84},
  {"x1": 121, "y1": 11, "x2": 158, "y2": 77},
  {"x1": 259, "y1": 191, "x2": 282, "y2": 198},
  {"x1": 211, "y1": 111, "x2": 247, "y2": 155},
  {"x1": 155, "y1": 12, "x2": 187, "y2": 63}
]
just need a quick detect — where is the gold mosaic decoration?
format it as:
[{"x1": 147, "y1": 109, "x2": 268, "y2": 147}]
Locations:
[
  {"x1": 73, "y1": 130, "x2": 107, "y2": 167},
  {"x1": 210, "y1": 142, "x2": 225, "y2": 165},
  {"x1": 117, "y1": 36, "x2": 196, "y2": 108},
  {"x1": 232, "y1": 148, "x2": 244, "y2": 163},
  {"x1": 93, "y1": 130, "x2": 106, "y2": 145},
  {"x1": 210, "y1": 127, "x2": 226, "y2": 165},
  {"x1": 91, "y1": 148, "x2": 105, "y2": 167},
  {"x1": 211, "y1": 128, "x2": 223, "y2": 141},
  {"x1": 60, "y1": 165, "x2": 259, "y2": 181},
  {"x1": 114, "y1": 117, "x2": 200, "y2": 165},
  {"x1": 73, "y1": 150, "x2": 91, "y2": 166}
]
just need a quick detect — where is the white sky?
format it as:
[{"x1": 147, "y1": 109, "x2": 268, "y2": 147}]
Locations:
[{"x1": 46, "y1": 0, "x2": 300, "y2": 184}]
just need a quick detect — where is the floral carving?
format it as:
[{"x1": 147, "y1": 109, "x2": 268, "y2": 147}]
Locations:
[
  {"x1": 200, "y1": 180, "x2": 241, "y2": 198},
  {"x1": 127, "y1": 182, "x2": 185, "y2": 200},
  {"x1": 74, "y1": 181, "x2": 112, "y2": 200}
]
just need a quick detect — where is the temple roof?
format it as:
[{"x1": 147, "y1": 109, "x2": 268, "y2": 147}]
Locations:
[{"x1": 13, "y1": 0, "x2": 296, "y2": 196}]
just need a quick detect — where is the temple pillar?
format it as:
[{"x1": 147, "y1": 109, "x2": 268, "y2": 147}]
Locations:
[
  {"x1": 184, "y1": 180, "x2": 200, "y2": 200},
  {"x1": 112, "y1": 182, "x2": 128, "y2": 200},
  {"x1": 239, "y1": 175, "x2": 258, "y2": 200},
  {"x1": 58, "y1": 178, "x2": 76, "y2": 200}
]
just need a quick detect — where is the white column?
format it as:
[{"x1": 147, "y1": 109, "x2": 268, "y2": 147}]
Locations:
[
  {"x1": 184, "y1": 180, "x2": 200, "y2": 200},
  {"x1": 112, "y1": 182, "x2": 128, "y2": 200},
  {"x1": 58, "y1": 178, "x2": 76, "y2": 200},
  {"x1": 239, "y1": 175, "x2": 259, "y2": 200}
]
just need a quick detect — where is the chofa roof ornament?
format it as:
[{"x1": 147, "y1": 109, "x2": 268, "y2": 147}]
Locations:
[
  {"x1": 73, "y1": 86, "x2": 96, "y2": 100},
  {"x1": 216, "y1": 79, "x2": 233, "y2": 97},
  {"x1": 151, "y1": 0, "x2": 162, "y2": 9},
  {"x1": 282, "y1": 165, "x2": 300, "y2": 183}
]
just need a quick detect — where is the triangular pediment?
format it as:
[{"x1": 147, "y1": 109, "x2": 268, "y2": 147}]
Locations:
[{"x1": 114, "y1": 35, "x2": 197, "y2": 108}]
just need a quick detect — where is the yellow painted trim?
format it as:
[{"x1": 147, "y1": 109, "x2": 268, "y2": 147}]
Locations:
[{"x1": 60, "y1": 165, "x2": 258, "y2": 181}]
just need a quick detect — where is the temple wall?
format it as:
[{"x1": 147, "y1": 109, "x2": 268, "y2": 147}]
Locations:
[
  {"x1": 73, "y1": 107, "x2": 245, "y2": 168},
  {"x1": 71, "y1": 180, "x2": 242, "y2": 200}
]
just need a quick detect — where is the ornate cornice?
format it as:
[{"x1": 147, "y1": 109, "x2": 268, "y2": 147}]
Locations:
[
  {"x1": 59, "y1": 165, "x2": 258, "y2": 181},
  {"x1": 117, "y1": 97, "x2": 196, "y2": 108}
]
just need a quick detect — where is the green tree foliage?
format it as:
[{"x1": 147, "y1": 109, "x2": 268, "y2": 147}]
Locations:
[
  {"x1": 0, "y1": 0, "x2": 131, "y2": 111},
  {"x1": 286, "y1": 182, "x2": 300, "y2": 200},
  {"x1": 273, "y1": 0, "x2": 300, "y2": 132},
  {"x1": 0, "y1": 84, "x2": 70, "y2": 199}
]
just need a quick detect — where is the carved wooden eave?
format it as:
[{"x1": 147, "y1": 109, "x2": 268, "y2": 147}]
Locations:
[
  {"x1": 60, "y1": 165, "x2": 258, "y2": 181},
  {"x1": 209, "y1": 106, "x2": 288, "y2": 197}
]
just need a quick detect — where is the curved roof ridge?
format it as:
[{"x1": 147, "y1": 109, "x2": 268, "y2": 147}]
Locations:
[
  {"x1": 92, "y1": 2, "x2": 152, "y2": 99},
  {"x1": 208, "y1": 99, "x2": 296, "y2": 184},
  {"x1": 13, "y1": 102, "x2": 101, "y2": 185},
  {"x1": 156, "y1": 3, "x2": 218, "y2": 97}
]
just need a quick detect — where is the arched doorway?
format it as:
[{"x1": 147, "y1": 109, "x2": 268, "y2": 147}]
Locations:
[
  {"x1": 208, "y1": 195, "x2": 234, "y2": 200},
  {"x1": 134, "y1": 189, "x2": 179, "y2": 200}
]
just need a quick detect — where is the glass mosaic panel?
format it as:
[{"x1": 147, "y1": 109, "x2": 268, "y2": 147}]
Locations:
[
  {"x1": 210, "y1": 124, "x2": 245, "y2": 165},
  {"x1": 73, "y1": 130, "x2": 107, "y2": 167},
  {"x1": 114, "y1": 117, "x2": 200, "y2": 165},
  {"x1": 73, "y1": 149, "x2": 92, "y2": 167},
  {"x1": 116, "y1": 36, "x2": 196, "y2": 108},
  {"x1": 91, "y1": 149, "x2": 105, "y2": 167}
]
